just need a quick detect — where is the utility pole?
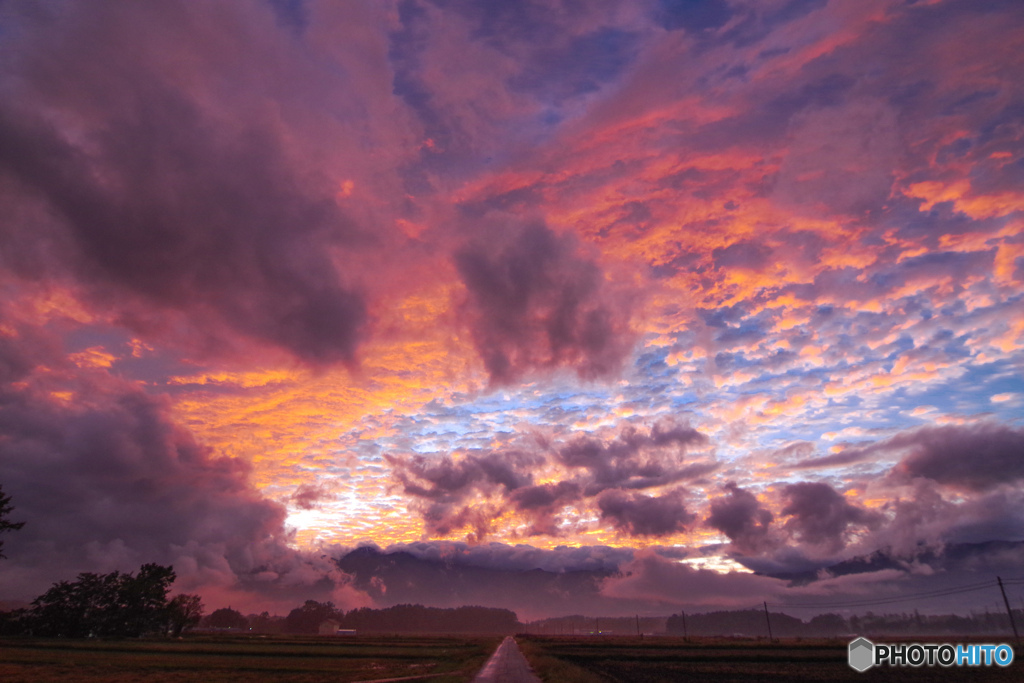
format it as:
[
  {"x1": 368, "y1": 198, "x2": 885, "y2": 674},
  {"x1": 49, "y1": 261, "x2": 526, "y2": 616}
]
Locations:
[
  {"x1": 763, "y1": 602, "x2": 774, "y2": 643},
  {"x1": 681, "y1": 611, "x2": 688, "y2": 641},
  {"x1": 997, "y1": 577, "x2": 1021, "y2": 646},
  {"x1": 636, "y1": 614, "x2": 641, "y2": 638}
]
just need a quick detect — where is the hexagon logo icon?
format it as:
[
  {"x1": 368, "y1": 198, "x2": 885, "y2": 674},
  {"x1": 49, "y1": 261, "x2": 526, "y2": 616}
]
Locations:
[{"x1": 848, "y1": 637, "x2": 874, "y2": 672}]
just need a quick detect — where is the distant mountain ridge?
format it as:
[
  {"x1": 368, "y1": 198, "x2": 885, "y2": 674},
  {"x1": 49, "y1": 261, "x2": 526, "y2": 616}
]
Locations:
[
  {"x1": 334, "y1": 540, "x2": 1024, "y2": 618},
  {"x1": 336, "y1": 545, "x2": 612, "y2": 617},
  {"x1": 761, "y1": 540, "x2": 1024, "y2": 584}
]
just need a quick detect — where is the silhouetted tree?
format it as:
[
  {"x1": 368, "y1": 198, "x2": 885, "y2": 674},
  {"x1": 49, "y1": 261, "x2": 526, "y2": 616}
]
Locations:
[
  {"x1": 336, "y1": 604, "x2": 520, "y2": 633},
  {"x1": 167, "y1": 593, "x2": 204, "y2": 636},
  {"x1": 0, "y1": 484, "x2": 25, "y2": 559},
  {"x1": 203, "y1": 607, "x2": 249, "y2": 630},
  {"x1": 30, "y1": 563, "x2": 177, "y2": 637},
  {"x1": 249, "y1": 610, "x2": 285, "y2": 634},
  {"x1": 808, "y1": 612, "x2": 848, "y2": 638},
  {"x1": 285, "y1": 600, "x2": 339, "y2": 634}
]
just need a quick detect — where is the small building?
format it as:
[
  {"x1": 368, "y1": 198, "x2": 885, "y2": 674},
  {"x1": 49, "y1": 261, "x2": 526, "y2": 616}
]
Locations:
[
  {"x1": 318, "y1": 619, "x2": 341, "y2": 635},
  {"x1": 318, "y1": 619, "x2": 357, "y2": 636}
]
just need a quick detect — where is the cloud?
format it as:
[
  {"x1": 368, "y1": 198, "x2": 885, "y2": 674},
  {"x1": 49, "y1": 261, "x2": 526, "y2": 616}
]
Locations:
[
  {"x1": 0, "y1": 331, "x2": 366, "y2": 610},
  {"x1": 0, "y1": 94, "x2": 367, "y2": 365},
  {"x1": 705, "y1": 482, "x2": 774, "y2": 553},
  {"x1": 0, "y1": 1, "x2": 425, "y2": 366},
  {"x1": 772, "y1": 98, "x2": 902, "y2": 217},
  {"x1": 387, "y1": 420, "x2": 711, "y2": 539},
  {"x1": 509, "y1": 481, "x2": 583, "y2": 536},
  {"x1": 388, "y1": 449, "x2": 537, "y2": 501},
  {"x1": 290, "y1": 482, "x2": 339, "y2": 511},
  {"x1": 600, "y1": 549, "x2": 783, "y2": 608},
  {"x1": 862, "y1": 482, "x2": 1024, "y2": 558},
  {"x1": 781, "y1": 482, "x2": 882, "y2": 553},
  {"x1": 454, "y1": 222, "x2": 636, "y2": 384},
  {"x1": 597, "y1": 488, "x2": 694, "y2": 537},
  {"x1": 1, "y1": 0, "x2": 1022, "y2": 619},
  {"x1": 510, "y1": 481, "x2": 583, "y2": 511},
  {"x1": 386, "y1": 449, "x2": 539, "y2": 538},
  {"x1": 336, "y1": 542, "x2": 626, "y2": 621},
  {"x1": 378, "y1": 540, "x2": 634, "y2": 574},
  {"x1": 556, "y1": 421, "x2": 710, "y2": 494},
  {"x1": 887, "y1": 423, "x2": 1024, "y2": 491},
  {"x1": 793, "y1": 448, "x2": 871, "y2": 469},
  {"x1": 654, "y1": 0, "x2": 736, "y2": 33},
  {"x1": 712, "y1": 240, "x2": 772, "y2": 271}
]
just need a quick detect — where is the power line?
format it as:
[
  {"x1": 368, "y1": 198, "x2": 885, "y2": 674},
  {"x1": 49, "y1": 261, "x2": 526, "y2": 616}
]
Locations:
[
  {"x1": 767, "y1": 579, "x2": 998, "y2": 610},
  {"x1": 769, "y1": 579, "x2": 995, "y2": 607}
]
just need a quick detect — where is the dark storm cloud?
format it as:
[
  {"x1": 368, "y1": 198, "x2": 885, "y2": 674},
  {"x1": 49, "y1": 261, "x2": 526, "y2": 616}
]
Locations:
[
  {"x1": 0, "y1": 2, "x2": 369, "y2": 365},
  {"x1": 863, "y1": 480, "x2": 1024, "y2": 559},
  {"x1": 420, "y1": 501, "x2": 497, "y2": 539},
  {"x1": 388, "y1": 450, "x2": 537, "y2": 501},
  {"x1": 597, "y1": 488, "x2": 694, "y2": 537},
  {"x1": 794, "y1": 423, "x2": 1024, "y2": 486},
  {"x1": 887, "y1": 423, "x2": 1024, "y2": 491},
  {"x1": 387, "y1": 421, "x2": 711, "y2": 538},
  {"x1": 705, "y1": 482, "x2": 773, "y2": 553},
  {"x1": 454, "y1": 223, "x2": 635, "y2": 384},
  {"x1": 509, "y1": 481, "x2": 584, "y2": 536},
  {"x1": 380, "y1": 540, "x2": 633, "y2": 574},
  {"x1": 0, "y1": 389, "x2": 282, "y2": 559},
  {"x1": 387, "y1": 449, "x2": 539, "y2": 537},
  {"x1": 556, "y1": 422, "x2": 709, "y2": 494},
  {"x1": 0, "y1": 360, "x2": 366, "y2": 607},
  {"x1": 337, "y1": 542, "x2": 633, "y2": 621},
  {"x1": 510, "y1": 481, "x2": 583, "y2": 511},
  {"x1": 781, "y1": 482, "x2": 882, "y2": 553}
]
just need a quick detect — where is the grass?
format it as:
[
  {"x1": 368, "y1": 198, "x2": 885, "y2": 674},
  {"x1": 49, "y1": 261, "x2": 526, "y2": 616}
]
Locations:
[
  {"x1": 0, "y1": 633, "x2": 501, "y2": 682},
  {"x1": 517, "y1": 635, "x2": 1024, "y2": 682}
]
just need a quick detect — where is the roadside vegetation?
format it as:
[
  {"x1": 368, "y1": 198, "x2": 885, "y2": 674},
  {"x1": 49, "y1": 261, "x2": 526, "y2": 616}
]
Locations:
[
  {"x1": 517, "y1": 635, "x2": 1023, "y2": 682},
  {"x1": 0, "y1": 634, "x2": 500, "y2": 683}
]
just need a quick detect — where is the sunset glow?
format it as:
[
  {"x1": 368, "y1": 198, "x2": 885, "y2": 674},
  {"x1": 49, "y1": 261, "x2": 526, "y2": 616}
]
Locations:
[{"x1": 1, "y1": 0, "x2": 1022, "y2": 618}]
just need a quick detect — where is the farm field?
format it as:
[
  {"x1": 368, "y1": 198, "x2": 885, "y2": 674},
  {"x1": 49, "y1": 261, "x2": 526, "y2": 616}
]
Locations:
[
  {"x1": 0, "y1": 634, "x2": 501, "y2": 683},
  {"x1": 517, "y1": 635, "x2": 1023, "y2": 682}
]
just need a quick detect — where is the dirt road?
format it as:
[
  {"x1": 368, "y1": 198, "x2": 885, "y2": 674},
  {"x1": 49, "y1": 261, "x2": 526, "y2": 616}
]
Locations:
[{"x1": 472, "y1": 636, "x2": 542, "y2": 683}]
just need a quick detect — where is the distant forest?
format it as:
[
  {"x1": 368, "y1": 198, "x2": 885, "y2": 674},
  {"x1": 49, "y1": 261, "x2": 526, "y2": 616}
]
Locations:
[
  {"x1": 3, "y1": 558, "x2": 1020, "y2": 639},
  {"x1": 526, "y1": 608, "x2": 1024, "y2": 639},
  {"x1": 204, "y1": 601, "x2": 523, "y2": 635},
  {"x1": 664, "y1": 608, "x2": 1024, "y2": 638}
]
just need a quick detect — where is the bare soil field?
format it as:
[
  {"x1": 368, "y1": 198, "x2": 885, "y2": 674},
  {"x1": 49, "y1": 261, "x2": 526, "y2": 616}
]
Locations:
[
  {"x1": 517, "y1": 635, "x2": 1023, "y2": 682},
  {"x1": 0, "y1": 634, "x2": 500, "y2": 683}
]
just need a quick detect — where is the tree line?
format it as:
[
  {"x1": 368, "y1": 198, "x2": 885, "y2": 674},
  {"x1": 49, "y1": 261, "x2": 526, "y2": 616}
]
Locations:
[
  {"x1": 664, "y1": 607, "x2": 1024, "y2": 638},
  {"x1": 1, "y1": 484, "x2": 520, "y2": 639},
  {"x1": 0, "y1": 486, "x2": 202, "y2": 638},
  {"x1": 202, "y1": 601, "x2": 522, "y2": 635},
  {"x1": 0, "y1": 563, "x2": 203, "y2": 637}
]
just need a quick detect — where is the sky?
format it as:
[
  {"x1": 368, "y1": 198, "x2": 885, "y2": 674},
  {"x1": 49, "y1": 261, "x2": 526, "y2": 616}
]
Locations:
[{"x1": 0, "y1": 0, "x2": 1023, "y2": 620}]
